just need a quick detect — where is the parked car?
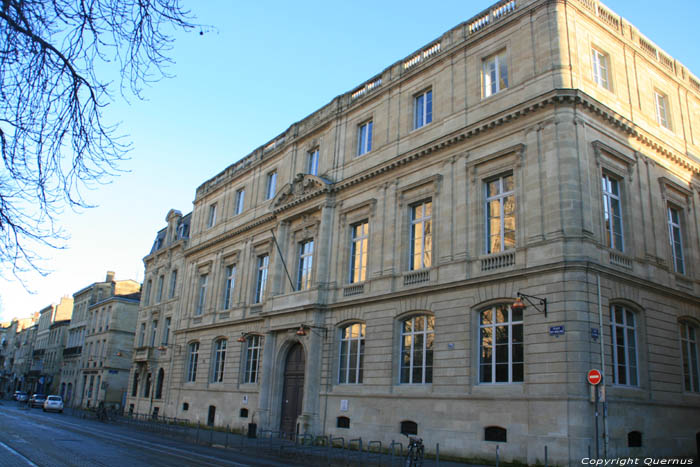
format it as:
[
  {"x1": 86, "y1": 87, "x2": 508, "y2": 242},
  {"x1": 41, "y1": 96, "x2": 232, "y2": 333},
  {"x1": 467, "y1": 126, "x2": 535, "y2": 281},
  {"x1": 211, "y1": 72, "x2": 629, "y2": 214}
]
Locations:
[
  {"x1": 29, "y1": 394, "x2": 46, "y2": 408},
  {"x1": 43, "y1": 395, "x2": 63, "y2": 413},
  {"x1": 15, "y1": 391, "x2": 28, "y2": 402}
]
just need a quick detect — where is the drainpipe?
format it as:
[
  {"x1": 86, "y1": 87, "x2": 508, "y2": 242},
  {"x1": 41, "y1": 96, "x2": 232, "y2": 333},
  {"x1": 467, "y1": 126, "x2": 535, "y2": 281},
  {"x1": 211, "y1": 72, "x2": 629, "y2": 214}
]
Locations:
[{"x1": 596, "y1": 274, "x2": 609, "y2": 458}]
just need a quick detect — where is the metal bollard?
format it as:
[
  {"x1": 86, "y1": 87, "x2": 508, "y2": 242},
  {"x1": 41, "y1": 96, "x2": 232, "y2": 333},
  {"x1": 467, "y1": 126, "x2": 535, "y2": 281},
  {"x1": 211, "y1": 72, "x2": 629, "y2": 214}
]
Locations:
[
  {"x1": 226, "y1": 425, "x2": 229, "y2": 448},
  {"x1": 436, "y1": 442, "x2": 440, "y2": 467},
  {"x1": 545, "y1": 445, "x2": 548, "y2": 467},
  {"x1": 196, "y1": 422, "x2": 200, "y2": 444},
  {"x1": 496, "y1": 444, "x2": 500, "y2": 467}
]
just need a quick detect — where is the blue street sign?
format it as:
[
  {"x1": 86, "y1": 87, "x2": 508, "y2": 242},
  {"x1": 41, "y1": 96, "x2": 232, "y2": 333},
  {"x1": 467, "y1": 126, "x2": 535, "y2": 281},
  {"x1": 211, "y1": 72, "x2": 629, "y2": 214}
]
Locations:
[
  {"x1": 591, "y1": 328, "x2": 599, "y2": 339},
  {"x1": 549, "y1": 325, "x2": 565, "y2": 336}
]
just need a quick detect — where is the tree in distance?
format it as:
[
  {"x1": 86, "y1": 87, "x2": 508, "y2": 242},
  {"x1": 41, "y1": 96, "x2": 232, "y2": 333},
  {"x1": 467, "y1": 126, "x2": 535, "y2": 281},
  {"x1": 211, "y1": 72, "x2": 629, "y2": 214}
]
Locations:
[{"x1": 0, "y1": 0, "x2": 199, "y2": 283}]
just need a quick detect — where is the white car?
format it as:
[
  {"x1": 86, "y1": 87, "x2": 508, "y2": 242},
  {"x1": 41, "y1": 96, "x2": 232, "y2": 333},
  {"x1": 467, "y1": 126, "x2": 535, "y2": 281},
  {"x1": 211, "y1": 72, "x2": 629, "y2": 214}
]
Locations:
[{"x1": 43, "y1": 395, "x2": 64, "y2": 413}]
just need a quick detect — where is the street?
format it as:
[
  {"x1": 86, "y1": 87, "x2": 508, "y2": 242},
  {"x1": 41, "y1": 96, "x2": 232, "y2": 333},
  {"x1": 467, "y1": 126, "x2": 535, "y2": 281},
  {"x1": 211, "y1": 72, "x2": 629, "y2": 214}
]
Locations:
[{"x1": 0, "y1": 402, "x2": 297, "y2": 467}]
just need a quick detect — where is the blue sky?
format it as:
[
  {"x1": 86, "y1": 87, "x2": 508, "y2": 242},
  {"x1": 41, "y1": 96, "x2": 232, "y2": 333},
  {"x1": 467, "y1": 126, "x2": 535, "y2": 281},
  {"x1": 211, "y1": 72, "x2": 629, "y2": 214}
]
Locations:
[{"x1": 1, "y1": 0, "x2": 698, "y2": 321}]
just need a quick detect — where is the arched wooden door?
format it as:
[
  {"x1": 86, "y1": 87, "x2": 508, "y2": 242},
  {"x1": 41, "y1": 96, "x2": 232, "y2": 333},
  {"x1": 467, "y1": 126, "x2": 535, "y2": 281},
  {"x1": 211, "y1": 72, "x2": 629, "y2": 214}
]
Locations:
[{"x1": 280, "y1": 343, "x2": 305, "y2": 436}]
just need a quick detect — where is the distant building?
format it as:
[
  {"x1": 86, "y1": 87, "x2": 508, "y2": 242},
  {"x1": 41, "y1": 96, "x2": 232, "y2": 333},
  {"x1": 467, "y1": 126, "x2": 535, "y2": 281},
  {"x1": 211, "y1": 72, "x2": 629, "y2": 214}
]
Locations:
[
  {"x1": 127, "y1": 0, "x2": 699, "y2": 463},
  {"x1": 60, "y1": 271, "x2": 140, "y2": 408},
  {"x1": 31, "y1": 297, "x2": 73, "y2": 394},
  {"x1": 79, "y1": 293, "x2": 140, "y2": 409},
  {"x1": 11, "y1": 324, "x2": 37, "y2": 393}
]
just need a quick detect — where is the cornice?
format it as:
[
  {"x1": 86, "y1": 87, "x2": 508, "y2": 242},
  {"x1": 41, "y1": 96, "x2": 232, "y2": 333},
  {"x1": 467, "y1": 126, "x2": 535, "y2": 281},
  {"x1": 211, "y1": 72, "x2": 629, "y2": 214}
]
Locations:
[
  {"x1": 186, "y1": 88, "x2": 700, "y2": 253},
  {"x1": 184, "y1": 214, "x2": 276, "y2": 257}
]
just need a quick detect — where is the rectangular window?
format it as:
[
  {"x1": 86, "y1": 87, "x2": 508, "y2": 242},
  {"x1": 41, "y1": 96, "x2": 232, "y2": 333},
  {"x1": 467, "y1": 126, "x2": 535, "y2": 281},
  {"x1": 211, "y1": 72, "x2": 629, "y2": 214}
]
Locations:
[
  {"x1": 254, "y1": 254, "x2": 269, "y2": 303},
  {"x1": 150, "y1": 320, "x2": 158, "y2": 347},
  {"x1": 169, "y1": 270, "x2": 178, "y2": 299},
  {"x1": 144, "y1": 280, "x2": 152, "y2": 306},
  {"x1": 162, "y1": 317, "x2": 171, "y2": 345},
  {"x1": 244, "y1": 335, "x2": 262, "y2": 384},
  {"x1": 610, "y1": 305, "x2": 638, "y2": 386},
  {"x1": 410, "y1": 201, "x2": 432, "y2": 270},
  {"x1": 235, "y1": 189, "x2": 245, "y2": 215},
  {"x1": 138, "y1": 323, "x2": 146, "y2": 347},
  {"x1": 339, "y1": 323, "x2": 365, "y2": 384},
  {"x1": 483, "y1": 50, "x2": 508, "y2": 97},
  {"x1": 223, "y1": 265, "x2": 236, "y2": 309},
  {"x1": 668, "y1": 206, "x2": 685, "y2": 274},
  {"x1": 414, "y1": 90, "x2": 433, "y2": 129},
  {"x1": 400, "y1": 315, "x2": 434, "y2": 384},
  {"x1": 485, "y1": 174, "x2": 515, "y2": 254},
  {"x1": 266, "y1": 172, "x2": 277, "y2": 200},
  {"x1": 196, "y1": 274, "x2": 208, "y2": 315},
  {"x1": 680, "y1": 321, "x2": 700, "y2": 392},
  {"x1": 655, "y1": 91, "x2": 670, "y2": 129},
  {"x1": 602, "y1": 173, "x2": 624, "y2": 251},
  {"x1": 357, "y1": 120, "x2": 373, "y2": 156},
  {"x1": 207, "y1": 204, "x2": 217, "y2": 228},
  {"x1": 591, "y1": 48, "x2": 610, "y2": 90},
  {"x1": 350, "y1": 222, "x2": 368, "y2": 283},
  {"x1": 187, "y1": 342, "x2": 199, "y2": 382},
  {"x1": 308, "y1": 148, "x2": 319, "y2": 176},
  {"x1": 297, "y1": 240, "x2": 314, "y2": 291},
  {"x1": 479, "y1": 305, "x2": 524, "y2": 383},
  {"x1": 156, "y1": 275, "x2": 164, "y2": 303},
  {"x1": 211, "y1": 339, "x2": 227, "y2": 383}
]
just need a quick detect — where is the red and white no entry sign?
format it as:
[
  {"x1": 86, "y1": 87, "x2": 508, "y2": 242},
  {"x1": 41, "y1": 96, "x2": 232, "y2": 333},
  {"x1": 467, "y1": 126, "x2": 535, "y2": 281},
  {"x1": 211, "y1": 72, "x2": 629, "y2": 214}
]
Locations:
[{"x1": 587, "y1": 369, "x2": 602, "y2": 385}]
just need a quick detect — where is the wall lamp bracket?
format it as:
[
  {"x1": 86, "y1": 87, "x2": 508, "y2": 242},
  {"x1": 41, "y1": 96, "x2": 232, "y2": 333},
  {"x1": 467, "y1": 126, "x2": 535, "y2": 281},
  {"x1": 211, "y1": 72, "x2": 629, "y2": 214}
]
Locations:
[
  {"x1": 295, "y1": 324, "x2": 327, "y2": 337},
  {"x1": 512, "y1": 292, "x2": 547, "y2": 317}
]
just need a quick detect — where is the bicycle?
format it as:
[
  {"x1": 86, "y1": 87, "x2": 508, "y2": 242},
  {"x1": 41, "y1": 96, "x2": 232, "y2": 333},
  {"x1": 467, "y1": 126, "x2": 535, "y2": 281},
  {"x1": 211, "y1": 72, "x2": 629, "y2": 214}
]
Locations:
[{"x1": 403, "y1": 433, "x2": 424, "y2": 467}]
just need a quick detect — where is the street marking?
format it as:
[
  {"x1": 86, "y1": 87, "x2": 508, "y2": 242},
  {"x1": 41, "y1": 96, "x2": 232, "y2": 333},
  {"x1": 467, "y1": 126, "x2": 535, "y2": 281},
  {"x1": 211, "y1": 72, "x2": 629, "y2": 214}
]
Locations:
[
  {"x1": 0, "y1": 440, "x2": 39, "y2": 466},
  {"x1": 2, "y1": 409, "x2": 250, "y2": 466}
]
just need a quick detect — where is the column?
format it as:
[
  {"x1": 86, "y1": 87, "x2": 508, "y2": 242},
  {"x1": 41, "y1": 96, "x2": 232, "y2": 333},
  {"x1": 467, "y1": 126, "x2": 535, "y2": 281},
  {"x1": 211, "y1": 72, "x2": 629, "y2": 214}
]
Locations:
[{"x1": 256, "y1": 331, "x2": 277, "y2": 429}]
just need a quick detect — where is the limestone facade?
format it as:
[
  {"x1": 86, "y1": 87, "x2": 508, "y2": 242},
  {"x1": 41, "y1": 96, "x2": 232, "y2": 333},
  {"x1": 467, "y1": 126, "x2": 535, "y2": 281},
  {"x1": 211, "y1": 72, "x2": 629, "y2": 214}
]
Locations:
[
  {"x1": 79, "y1": 294, "x2": 140, "y2": 409},
  {"x1": 127, "y1": 0, "x2": 700, "y2": 463},
  {"x1": 62, "y1": 272, "x2": 141, "y2": 407}
]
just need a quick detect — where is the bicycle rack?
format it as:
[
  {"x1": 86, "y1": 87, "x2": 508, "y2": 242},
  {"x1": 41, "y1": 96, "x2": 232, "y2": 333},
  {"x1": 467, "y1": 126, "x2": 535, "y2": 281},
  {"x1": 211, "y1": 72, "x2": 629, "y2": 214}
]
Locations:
[{"x1": 367, "y1": 440, "x2": 382, "y2": 465}]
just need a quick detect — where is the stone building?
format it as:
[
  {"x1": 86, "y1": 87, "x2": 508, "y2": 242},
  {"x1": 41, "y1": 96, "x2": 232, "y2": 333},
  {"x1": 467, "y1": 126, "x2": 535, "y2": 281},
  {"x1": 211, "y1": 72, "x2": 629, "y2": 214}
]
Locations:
[
  {"x1": 127, "y1": 0, "x2": 700, "y2": 463},
  {"x1": 31, "y1": 297, "x2": 73, "y2": 394},
  {"x1": 11, "y1": 323, "x2": 37, "y2": 393},
  {"x1": 128, "y1": 210, "x2": 190, "y2": 416},
  {"x1": 62, "y1": 272, "x2": 119, "y2": 406},
  {"x1": 59, "y1": 272, "x2": 140, "y2": 408},
  {"x1": 43, "y1": 319, "x2": 70, "y2": 395},
  {"x1": 79, "y1": 292, "x2": 141, "y2": 409}
]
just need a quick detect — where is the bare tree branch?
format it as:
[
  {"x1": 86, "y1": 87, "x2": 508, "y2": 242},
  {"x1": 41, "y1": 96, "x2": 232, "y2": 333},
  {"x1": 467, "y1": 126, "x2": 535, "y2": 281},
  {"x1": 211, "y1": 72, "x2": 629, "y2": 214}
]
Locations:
[{"x1": 0, "y1": 0, "x2": 199, "y2": 284}]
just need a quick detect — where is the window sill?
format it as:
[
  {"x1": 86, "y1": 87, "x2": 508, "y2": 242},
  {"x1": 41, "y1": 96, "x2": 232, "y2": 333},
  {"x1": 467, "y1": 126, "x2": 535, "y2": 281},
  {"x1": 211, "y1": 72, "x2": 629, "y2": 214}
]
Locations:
[{"x1": 410, "y1": 122, "x2": 432, "y2": 134}]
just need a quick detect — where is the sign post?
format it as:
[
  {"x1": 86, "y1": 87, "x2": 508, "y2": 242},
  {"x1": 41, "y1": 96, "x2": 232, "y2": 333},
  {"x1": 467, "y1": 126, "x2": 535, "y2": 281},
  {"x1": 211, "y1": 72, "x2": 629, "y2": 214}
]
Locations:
[{"x1": 588, "y1": 369, "x2": 602, "y2": 458}]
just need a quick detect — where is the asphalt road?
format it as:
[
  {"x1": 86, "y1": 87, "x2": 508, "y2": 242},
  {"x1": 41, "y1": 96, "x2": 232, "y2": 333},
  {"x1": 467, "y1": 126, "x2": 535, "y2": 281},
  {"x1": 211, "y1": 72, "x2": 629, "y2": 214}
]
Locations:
[{"x1": 0, "y1": 403, "x2": 298, "y2": 467}]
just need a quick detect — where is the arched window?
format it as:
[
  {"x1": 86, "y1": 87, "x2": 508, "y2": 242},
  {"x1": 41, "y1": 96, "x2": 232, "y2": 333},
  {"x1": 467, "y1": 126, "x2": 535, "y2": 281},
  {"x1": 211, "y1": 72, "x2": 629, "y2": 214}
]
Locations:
[
  {"x1": 243, "y1": 335, "x2": 262, "y2": 384},
  {"x1": 479, "y1": 305, "x2": 523, "y2": 383},
  {"x1": 186, "y1": 342, "x2": 199, "y2": 382},
  {"x1": 485, "y1": 426, "x2": 507, "y2": 442},
  {"x1": 337, "y1": 416, "x2": 350, "y2": 429},
  {"x1": 610, "y1": 305, "x2": 638, "y2": 386},
  {"x1": 339, "y1": 323, "x2": 365, "y2": 384},
  {"x1": 400, "y1": 315, "x2": 434, "y2": 384},
  {"x1": 211, "y1": 338, "x2": 227, "y2": 383},
  {"x1": 400, "y1": 420, "x2": 418, "y2": 435},
  {"x1": 680, "y1": 320, "x2": 699, "y2": 392},
  {"x1": 155, "y1": 368, "x2": 164, "y2": 399}
]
